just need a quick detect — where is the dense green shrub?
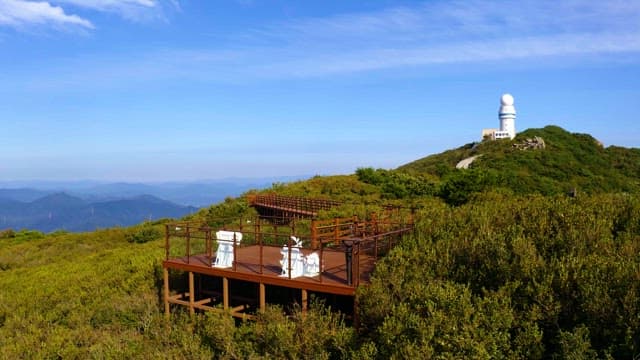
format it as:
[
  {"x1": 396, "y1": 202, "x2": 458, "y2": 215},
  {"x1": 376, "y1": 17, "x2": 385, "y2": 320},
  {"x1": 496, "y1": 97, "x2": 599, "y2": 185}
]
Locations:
[
  {"x1": 0, "y1": 229, "x2": 15, "y2": 239},
  {"x1": 125, "y1": 223, "x2": 161, "y2": 243},
  {"x1": 358, "y1": 193, "x2": 640, "y2": 358},
  {"x1": 438, "y1": 168, "x2": 501, "y2": 205},
  {"x1": 356, "y1": 167, "x2": 437, "y2": 199}
]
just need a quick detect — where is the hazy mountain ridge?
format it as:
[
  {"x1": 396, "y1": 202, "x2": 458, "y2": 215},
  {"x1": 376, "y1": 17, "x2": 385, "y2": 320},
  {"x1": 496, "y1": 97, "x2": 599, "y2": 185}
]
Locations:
[
  {"x1": 0, "y1": 176, "x2": 309, "y2": 207},
  {"x1": 0, "y1": 193, "x2": 197, "y2": 233}
]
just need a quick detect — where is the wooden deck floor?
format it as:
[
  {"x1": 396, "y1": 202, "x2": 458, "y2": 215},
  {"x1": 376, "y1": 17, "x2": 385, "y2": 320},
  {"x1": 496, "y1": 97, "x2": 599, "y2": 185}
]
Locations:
[{"x1": 163, "y1": 245, "x2": 375, "y2": 296}]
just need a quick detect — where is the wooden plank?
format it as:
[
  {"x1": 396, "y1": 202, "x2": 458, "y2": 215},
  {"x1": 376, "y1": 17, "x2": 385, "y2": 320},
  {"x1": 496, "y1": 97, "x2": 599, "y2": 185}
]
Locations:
[
  {"x1": 189, "y1": 272, "x2": 195, "y2": 315},
  {"x1": 169, "y1": 298, "x2": 191, "y2": 306},
  {"x1": 259, "y1": 283, "x2": 265, "y2": 313},
  {"x1": 231, "y1": 304, "x2": 248, "y2": 313},
  {"x1": 163, "y1": 268, "x2": 170, "y2": 319},
  {"x1": 194, "y1": 304, "x2": 216, "y2": 311},
  {"x1": 223, "y1": 277, "x2": 229, "y2": 310},
  {"x1": 195, "y1": 298, "x2": 213, "y2": 306},
  {"x1": 165, "y1": 261, "x2": 357, "y2": 295},
  {"x1": 163, "y1": 247, "x2": 361, "y2": 296},
  {"x1": 231, "y1": 312, "x2": 255, "y2": 320}
]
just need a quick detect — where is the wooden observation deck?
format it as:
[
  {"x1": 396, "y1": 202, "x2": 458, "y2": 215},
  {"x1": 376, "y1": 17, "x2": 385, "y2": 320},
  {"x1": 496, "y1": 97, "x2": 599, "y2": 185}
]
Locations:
[
  {"x1": 162, "y1": 209, "x2": 414, "y2": 319},
  {"x1": 247, "y1": 194, "x2": 342, "y2": 219}
]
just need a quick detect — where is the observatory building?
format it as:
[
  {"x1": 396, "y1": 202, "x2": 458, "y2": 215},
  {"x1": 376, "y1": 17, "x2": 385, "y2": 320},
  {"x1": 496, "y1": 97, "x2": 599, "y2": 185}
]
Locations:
[{"x1": 482, "y1": 93, "x2": 517, "y2": 140}]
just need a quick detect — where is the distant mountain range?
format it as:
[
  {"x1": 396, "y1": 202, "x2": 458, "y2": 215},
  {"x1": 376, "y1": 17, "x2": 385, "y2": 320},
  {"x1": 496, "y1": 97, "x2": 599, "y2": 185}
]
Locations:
[
  {"x1": 0, "y1": 176, "x2": 309, "y2": 207},
  {"x1": 0, "y1": 192, "x2": 197, "y2": 233}
]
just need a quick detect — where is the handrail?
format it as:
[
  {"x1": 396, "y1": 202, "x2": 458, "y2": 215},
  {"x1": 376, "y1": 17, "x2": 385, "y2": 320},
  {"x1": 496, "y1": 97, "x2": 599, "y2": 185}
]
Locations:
[
  {"x1": 164, "y1": 214, "x2": 414, "y2": 288},
  {"x1": 248, "y1": 194, "x2": 342, "y2": 214}
]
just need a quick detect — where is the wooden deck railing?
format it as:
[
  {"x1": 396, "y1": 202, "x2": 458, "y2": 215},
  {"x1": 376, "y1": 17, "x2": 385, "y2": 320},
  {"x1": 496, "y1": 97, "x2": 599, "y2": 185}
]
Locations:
[
  {"x1": 165, "y1": 214, "x2": 413, "y2": 288},
  {"x1": 248, "y1": 194, "x2": 342, "y2": 217}
]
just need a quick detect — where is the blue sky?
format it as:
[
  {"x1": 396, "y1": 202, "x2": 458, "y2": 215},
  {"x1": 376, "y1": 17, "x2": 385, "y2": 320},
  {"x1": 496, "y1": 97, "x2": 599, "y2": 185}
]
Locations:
[{"x1": 1, "y1": 0, "x2": 639, "y2": 181}]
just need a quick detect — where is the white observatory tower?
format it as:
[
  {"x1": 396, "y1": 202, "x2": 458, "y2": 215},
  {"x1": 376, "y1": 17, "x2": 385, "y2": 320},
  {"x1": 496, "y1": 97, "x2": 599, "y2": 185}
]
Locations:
[{"x1": 497, "y1": 93, "x2": 516, "y2": 139}]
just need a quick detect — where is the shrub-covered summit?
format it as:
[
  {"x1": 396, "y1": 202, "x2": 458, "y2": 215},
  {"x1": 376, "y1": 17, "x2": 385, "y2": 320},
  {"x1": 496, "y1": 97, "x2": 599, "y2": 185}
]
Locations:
[{"x1": 397, "y1": 125, "x2": 640, "y2": 199}]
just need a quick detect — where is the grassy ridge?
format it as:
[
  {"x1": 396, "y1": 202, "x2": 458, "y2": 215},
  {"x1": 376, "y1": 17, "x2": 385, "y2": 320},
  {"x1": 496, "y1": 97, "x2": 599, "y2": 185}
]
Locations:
[{"x1": 399, "y1": 125, "x2": 640, "y2": 196}]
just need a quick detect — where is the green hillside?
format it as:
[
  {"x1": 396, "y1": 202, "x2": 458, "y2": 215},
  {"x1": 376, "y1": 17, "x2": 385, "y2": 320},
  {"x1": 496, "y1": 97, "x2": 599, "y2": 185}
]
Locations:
[
  {"x1": 2, "y1": 125, "x2": 640, "y2": 358},
  {"x1": 399, "y1": 125, "x2": 640, "y2": 196}
]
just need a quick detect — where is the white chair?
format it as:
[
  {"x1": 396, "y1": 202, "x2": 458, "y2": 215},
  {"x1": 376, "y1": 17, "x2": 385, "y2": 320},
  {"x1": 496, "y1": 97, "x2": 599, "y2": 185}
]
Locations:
[
  {"x1": 280, "y1": 236, "x2": 305, "y2": 278},
  {"x1": 304, "y1": 252, "x2": 320, "y2": 276},
  {"x1": 213, "y1": 230, "x2": 243, "y2": 268}
]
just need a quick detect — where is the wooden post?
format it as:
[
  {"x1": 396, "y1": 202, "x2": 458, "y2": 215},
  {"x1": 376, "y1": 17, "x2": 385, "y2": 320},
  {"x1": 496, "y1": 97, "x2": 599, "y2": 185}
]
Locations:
[
  {"x1": 206, "y1": 227, "x2": 212, "y2": 262},
  {"x1": 301, "y1": 289, "x2": 308, "y2": 315},
  {"x1": 188, "y1": 271, "x2": 195, "y2": 316},
  {"x1": 259, "y1": 283, "x2": 265, "y2": 313},
  {"x1": 311, "y1": 219, "x2": 318, "y2": 249},
  {"x1": 352, "y1": 215, "x2": 358, "y2": 237},
  {"x1": 259, "y1": 220, "x2": 264, "y2": 275},
  {"x1": 163, "y1": 268, "x2": 170, "y2": 319},
  {"x1": 223, "y1": 277, "x2": 229, "y2": 310},
  {"x1": 233, "y1": 233, "x2": 238, "y2": 272},
  {"x1": 319, "y1": 242, "x2": 324, "y2": 283},
  {"x1": 287, "y1": 236, "x2": 292, "y2": 279},
  {"x1": 355, "y1": 242, "x2": 360, "y2": 287}
]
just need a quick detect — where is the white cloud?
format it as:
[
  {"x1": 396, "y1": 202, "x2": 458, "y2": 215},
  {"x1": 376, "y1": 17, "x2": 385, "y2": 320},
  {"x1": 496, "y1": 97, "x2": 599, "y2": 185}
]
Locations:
[
  {"x1": 0, "y1": 0, "x2": 176, "y2": 30},
  {"x1": 59, "y1": 0, "x2": 156, "y2": 10},
  {"x1": 56, "y1": 0, "x2": 162, "y2": 21},
  {"x1": 0, "y1": 0, "x2": 93, "y2": 29}
]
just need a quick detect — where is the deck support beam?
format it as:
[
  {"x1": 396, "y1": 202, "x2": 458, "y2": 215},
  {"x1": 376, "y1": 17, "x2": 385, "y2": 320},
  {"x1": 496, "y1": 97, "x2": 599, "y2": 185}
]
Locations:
[
  {"x1": 259, "y1": 283, "x2": 266, "y2": 313},
  {"x1": 223, "y1": 277, "x2": 229, "y2": 310},
  {"x1": 163, "y1": 268, "x2": 170, "y2": 319},
  {"x1": 189, "y1": 271, "x2": 195, "y2": 315},
  {"x1": 301, "y1": 288, "x2": 308, "y2": 315}
]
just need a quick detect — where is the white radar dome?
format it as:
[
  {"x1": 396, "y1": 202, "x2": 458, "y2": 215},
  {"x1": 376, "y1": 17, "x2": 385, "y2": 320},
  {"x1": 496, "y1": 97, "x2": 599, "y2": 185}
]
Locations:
[{"x1": 500, "y1": 93, "x2": 514, "y2": 106}]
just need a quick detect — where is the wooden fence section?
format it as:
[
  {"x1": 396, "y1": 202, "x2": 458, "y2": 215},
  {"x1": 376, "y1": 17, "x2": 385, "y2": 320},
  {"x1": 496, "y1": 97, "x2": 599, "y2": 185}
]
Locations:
[
  {"x1": 162, "y1": 212, "x2": 414, "y2": 319},
  {"x1": 247, "y1": 194, "x2": 342, "y2": 219}
]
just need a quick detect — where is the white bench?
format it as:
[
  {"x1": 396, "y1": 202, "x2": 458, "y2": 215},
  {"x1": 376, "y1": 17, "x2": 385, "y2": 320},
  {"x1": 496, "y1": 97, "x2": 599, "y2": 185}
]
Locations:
[
  {"x1": 280, "y1": 236, "x2": 320, "y2": 278},
  {"x1": 213, "y1": 230, "x2": 243, "y2": 268}
]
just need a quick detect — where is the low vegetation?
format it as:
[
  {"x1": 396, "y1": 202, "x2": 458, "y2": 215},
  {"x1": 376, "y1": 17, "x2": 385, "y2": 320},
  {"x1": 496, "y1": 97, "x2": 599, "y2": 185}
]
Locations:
[{"x1": 1, "y1": 125, "x2": 639, "y2": 358}]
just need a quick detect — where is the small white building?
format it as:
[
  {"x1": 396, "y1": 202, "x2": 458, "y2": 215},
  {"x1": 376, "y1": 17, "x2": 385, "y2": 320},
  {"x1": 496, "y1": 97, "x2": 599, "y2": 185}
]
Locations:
[{"x1": 482, "y1": 94, "x2": 517, "y2": 140}]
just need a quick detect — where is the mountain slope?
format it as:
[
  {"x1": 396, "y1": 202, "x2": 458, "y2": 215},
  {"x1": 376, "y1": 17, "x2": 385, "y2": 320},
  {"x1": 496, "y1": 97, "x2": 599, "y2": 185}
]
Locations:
[
  {"x1": 0, "y1": 188, "x2": 52, "y2": 202},
  {"x1": 398, "y1": 125, "x2": 640, "y2": 196},
  {"x1": 0, "y1": 193, "x2": 197, "y2": 233}
]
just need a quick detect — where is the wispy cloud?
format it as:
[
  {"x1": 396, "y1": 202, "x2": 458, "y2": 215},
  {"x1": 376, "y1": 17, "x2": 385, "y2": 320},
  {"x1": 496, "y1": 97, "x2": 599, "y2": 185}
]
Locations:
[
  {"x1": 9, "y1": 0, "x2": 640, "y2": 89},
  {"x1": 143, "y1": 0, "x2": 640, "y2": 79},
  {"x1": 0, "y1": 0, "x2": 93, "y2": 29},
  {"x1": 252, "y1": 0, "x2": 640, "y2": 56},
  {"x1": 0, "y1": 0, "x2": 176, "y2": 31},
  {"x1": 57, "y1": 0, "x2": 173, "y2": 22},
  {"x1": 246, "y1": 0, "x2": 639, "y2": 77}
]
